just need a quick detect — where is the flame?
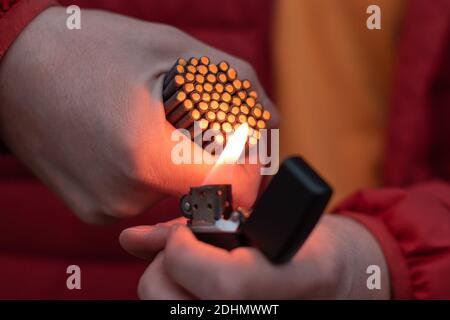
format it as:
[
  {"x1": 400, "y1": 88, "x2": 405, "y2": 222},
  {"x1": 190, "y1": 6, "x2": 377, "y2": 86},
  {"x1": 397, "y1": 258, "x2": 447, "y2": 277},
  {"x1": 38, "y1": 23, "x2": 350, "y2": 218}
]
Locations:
[
  {"x1": 203, "y1": 123, "x2": 249, "y2": 184},
  {"x1": 216, "y1": 123, "x2": 249, "y2": 165}
]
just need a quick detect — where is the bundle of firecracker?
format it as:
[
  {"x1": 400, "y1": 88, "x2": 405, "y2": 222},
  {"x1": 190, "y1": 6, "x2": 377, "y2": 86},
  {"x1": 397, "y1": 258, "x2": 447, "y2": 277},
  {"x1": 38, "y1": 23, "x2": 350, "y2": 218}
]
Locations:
[{"x1": 162, "y1": 56, "x2": 271, "y2": 152}]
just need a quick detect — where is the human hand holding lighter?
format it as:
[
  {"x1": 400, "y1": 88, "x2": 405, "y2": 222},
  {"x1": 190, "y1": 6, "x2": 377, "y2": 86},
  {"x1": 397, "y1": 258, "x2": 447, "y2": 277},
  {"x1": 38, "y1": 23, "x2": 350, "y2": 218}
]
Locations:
[{"x1": 120, "y1": 213, "x2": 390, "y2": 300}]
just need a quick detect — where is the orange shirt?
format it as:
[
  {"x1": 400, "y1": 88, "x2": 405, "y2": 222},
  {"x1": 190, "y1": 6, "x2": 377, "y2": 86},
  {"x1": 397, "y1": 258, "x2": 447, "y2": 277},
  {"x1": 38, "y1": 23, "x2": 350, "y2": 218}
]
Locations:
[{"x1": 273, "y1": 0, "x2": 406, "y2": 204}]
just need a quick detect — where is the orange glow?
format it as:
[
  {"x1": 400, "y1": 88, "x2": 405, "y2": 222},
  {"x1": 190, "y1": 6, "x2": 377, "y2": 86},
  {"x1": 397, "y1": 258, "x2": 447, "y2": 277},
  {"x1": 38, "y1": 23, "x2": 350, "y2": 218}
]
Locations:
[
  {"x1": 216, "y1": 123, "x2": 249, "y2": 165},
  {"x1": 203, "y1": 123, "x2": 249, "y2": 184}
]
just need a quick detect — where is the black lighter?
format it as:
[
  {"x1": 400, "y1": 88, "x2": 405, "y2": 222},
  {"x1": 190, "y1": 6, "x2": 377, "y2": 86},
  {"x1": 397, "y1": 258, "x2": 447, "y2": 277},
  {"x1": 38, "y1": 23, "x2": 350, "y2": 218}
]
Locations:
[{"x1": 180, "y1": 156, "x2": 332, "y2": 264}]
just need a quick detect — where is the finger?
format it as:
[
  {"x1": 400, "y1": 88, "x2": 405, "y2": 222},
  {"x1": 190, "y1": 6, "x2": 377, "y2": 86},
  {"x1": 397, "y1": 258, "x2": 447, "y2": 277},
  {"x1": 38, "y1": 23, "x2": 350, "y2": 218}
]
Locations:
[
  {"x1": 119, "y1": 217, "x2": 186, "y2": 260},
  {"x1": 164, "y1": 225, "x2": 249, "y2": 299},
  {"x1": 138, "y1": 252, "x2": 195, "y2": 300}
]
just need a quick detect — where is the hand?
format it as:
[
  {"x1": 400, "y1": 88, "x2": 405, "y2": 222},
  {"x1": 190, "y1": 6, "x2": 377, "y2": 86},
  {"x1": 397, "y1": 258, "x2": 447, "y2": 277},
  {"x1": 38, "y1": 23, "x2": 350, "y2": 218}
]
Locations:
[
  {"x1": 0, "y1": 7, "x2": 277, "y2": 223},
  {"x1": 120, "y1": 215, "x2": 390, "y2": 299}
]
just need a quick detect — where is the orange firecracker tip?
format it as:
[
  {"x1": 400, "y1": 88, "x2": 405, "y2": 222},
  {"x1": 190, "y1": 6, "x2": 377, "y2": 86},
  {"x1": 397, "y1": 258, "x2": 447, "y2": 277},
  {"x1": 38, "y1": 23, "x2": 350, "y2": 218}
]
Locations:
[{"x1": 163, "y1": 56, "x2": 271, "y2": 150}]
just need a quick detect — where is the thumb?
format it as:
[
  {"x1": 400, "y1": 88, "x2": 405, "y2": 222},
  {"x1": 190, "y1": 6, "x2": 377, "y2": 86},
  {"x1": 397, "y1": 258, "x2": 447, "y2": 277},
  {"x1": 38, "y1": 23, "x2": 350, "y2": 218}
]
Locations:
[{"x1": 119, "y1": 217, "x2": 186, "y2": 260}]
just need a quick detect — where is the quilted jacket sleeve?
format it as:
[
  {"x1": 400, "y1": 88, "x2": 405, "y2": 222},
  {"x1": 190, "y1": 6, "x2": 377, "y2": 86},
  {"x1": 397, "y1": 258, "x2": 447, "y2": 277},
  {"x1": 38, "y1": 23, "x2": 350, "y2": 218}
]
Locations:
[{"x1": 334, "y1": 181, "x2": 450, "y2": 299}]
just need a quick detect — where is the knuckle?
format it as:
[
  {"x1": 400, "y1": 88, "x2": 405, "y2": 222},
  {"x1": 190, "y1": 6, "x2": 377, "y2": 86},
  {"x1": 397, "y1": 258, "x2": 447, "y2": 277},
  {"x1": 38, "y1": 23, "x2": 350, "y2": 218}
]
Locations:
[
  {"x1": 116, "y1": 140, "x2": 145, "y2": 183},
  {"x1": 115, "y1": 140, "x2": 160, "y2": 193},
  {"x1": 236, "y1": 60, "x2": 256, "y2": 79},
  {"x1": 66, "y1": 197, "x2": 118, "y2": 224},
  {"x1": 71, "y1": 184, "x2": 148, "y2": 221},
  {"x1": 75, "y1": 211, "x2": 107, "y2": 224},
  {"x1": 80, "y1": 204, "x2": 124, "y2": 221},
  {"x1": 116, "y1": 132, "x2": 162, "y2": 189},
  {"x1": 89, "y1": 193, "x2": 142, "y2": 220},
  {"x1": 99, "y1": 188, "x2": 159, "y2": 219},
  {"x1": 160, "y1": 24, "x2": 182, "y2": 37},
  {"x1": 110, "y1": 121, "x2": 153, "y2": 186},
  {"x1": 154, "y1": 24, "x2": 193, "y2": 55},
  {"x1": 100, "y1": 202, "x2": 136, "y2": 219}
]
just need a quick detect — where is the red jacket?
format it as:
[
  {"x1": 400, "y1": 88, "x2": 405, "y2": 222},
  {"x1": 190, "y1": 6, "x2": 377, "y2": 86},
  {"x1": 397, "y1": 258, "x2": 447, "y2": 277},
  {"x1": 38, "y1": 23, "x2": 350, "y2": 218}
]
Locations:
[{"x1": 0, "y1": 0, "x2": 449, "y2": 299}]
